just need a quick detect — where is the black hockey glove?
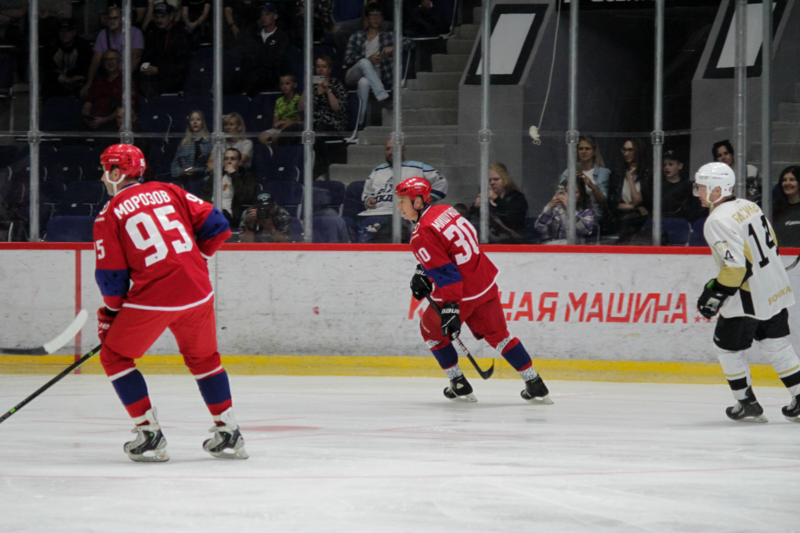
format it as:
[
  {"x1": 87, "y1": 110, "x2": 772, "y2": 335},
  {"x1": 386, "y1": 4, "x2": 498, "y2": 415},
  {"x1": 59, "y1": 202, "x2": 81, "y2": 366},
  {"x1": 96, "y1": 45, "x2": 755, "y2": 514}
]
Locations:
[
  {"x1": 410, "y1": 264, "x2": 433, "y2": 301},
  {"x1": 697, "y1": 279, "x2": 731, "y2": 319},
  {"x1": 440, "y1": 302, "x2": 461, "y2": 338}
]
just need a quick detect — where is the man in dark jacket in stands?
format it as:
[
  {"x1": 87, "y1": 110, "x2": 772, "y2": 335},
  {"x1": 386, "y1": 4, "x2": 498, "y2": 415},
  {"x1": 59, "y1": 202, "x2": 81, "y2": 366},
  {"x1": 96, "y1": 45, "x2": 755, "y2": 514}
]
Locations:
[
  {"x1": 139, "y1": 2, "x2": 191, "y2": 98},
  {"x1": 236, "y1": 2, "x2": 289, "y2": 95},
  {"x1": 42, "y1": 19, "x2": 93, "y2": 100}
]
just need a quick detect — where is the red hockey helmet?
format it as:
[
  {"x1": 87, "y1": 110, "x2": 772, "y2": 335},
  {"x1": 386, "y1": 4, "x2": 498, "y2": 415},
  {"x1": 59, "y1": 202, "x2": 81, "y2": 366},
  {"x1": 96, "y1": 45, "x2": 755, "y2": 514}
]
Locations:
[
  {"x1": 100, "y1": 144, "x2": 146, "y2": 179},
  {"x1": 395, "y1": 177, "x2": 431, "y2": 204}
]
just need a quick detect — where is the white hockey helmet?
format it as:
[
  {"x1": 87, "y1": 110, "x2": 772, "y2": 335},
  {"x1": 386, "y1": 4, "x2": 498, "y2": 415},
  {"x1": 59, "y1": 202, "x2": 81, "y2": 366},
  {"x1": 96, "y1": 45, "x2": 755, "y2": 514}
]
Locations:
[{"x1": 693, "y1": 162, "x2": 736, "y2": 203}]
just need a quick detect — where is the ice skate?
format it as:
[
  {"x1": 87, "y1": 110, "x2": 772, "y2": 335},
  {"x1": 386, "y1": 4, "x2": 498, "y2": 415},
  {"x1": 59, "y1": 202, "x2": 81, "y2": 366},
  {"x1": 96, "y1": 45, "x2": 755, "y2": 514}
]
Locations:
[
  {"x1": 521, "y1": 375, "x2": 553, "y2": 405},
  {"x1": 782, "y1": 395, "x2": 800, "y2": 423},
  {"x1": 124, "y1": 409, "x2": 169, "y2": 462},
  {"x1": 203, "y1": 408, "x2": 249, "y2": 459},
  {"x1": 443, "y1": 375, "x2": 477, "y2": 403},
  {"x1": 726, "y1": 387, "x2": 768, "y2": 423}
]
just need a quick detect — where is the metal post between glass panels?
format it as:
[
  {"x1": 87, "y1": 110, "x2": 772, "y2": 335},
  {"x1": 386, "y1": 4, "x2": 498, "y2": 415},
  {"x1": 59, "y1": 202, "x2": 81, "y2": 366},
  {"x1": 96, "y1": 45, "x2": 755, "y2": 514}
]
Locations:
[
  {"x1": 651, "y1": 0, "x2": 664, "y2": 246},
  {"x1": 392, "y1": 0, "x2": 403, "y2": 244},
  {"x1": 28, "y1": 0, "x2": 40, "y2": 242},
  {"x1": 734, "y1": 0, "x2": 747, "y2": 198},
  {"x1": 122, "y1": 0, "x2": 133, "y2": 144},
  {"x1": 565, "y1": 0, "x2": 578, "y2": 246},
  {"x1": 213, "y1": 0, "x2": 224, "y2": 208},
  {"x1": 762, "y1": 0, "x2": 773, "y2": 221},
  {"x1": 303, "y1": 0, "x2": 314, "y2": 242},
  {"x1": 478, "y1": 0, "x2": 491, "y2": 244}
]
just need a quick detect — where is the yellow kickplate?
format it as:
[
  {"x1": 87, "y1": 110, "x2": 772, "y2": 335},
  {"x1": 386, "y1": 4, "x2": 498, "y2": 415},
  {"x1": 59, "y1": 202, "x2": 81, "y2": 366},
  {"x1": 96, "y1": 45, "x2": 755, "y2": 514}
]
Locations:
[{"x1": 0, "y1": 354, "x2": 785, "y2": 387}]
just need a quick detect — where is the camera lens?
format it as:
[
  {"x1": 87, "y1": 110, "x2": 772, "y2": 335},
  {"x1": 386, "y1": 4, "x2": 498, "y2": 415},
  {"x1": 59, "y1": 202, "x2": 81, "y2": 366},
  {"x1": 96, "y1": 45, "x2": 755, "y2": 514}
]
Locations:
[{"x1": 257, "y1": 207, "x2": 269, "y2": 219}]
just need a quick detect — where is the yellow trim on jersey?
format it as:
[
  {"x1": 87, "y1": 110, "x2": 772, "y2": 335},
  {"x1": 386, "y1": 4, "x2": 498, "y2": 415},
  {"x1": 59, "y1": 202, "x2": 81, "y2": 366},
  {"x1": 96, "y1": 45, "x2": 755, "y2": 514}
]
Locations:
[
  {"x1": 718, "y1": 265, "x2": 746, "y2": 288},
  {"x1": 0, "y1": 354, "x2": 789, "y2": 387}
]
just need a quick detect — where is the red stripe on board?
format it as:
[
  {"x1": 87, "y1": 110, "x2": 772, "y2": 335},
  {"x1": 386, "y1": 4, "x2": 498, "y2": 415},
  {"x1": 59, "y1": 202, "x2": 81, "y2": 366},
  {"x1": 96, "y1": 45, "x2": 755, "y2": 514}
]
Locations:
[{"x1": 75, "y1": 250, "x2": 82, "y2": 375}]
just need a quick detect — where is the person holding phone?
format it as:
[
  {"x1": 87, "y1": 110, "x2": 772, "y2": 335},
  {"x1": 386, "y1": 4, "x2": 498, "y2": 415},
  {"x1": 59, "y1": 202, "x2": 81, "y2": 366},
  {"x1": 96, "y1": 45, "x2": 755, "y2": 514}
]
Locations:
[
  {"x1": 534, "y1": 180, "x2": 595, "y2": 243},
  {"x1": 343, "y1": 3, "x2": 413, "y2": 126}
]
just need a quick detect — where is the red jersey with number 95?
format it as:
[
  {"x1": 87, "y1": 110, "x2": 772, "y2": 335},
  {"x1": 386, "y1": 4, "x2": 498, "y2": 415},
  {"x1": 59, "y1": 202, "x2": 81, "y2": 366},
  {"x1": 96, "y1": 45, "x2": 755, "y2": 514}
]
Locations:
[
  {"x1": 410, "y1": 204, "x2": 499, "y2": 305},
  {"x1": 93, "y1": 182, "x2": 231, "y2": 311}
]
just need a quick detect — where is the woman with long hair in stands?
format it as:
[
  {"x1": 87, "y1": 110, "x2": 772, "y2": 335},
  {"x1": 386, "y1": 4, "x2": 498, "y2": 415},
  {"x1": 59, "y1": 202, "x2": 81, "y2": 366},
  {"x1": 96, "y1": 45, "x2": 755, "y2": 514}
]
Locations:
[
  {"x1": 171, "y1": 109, "x2": 212, "y2": 181},
  {"x1": 223, "y1": 112, "x2": 253, "y2": 167}
]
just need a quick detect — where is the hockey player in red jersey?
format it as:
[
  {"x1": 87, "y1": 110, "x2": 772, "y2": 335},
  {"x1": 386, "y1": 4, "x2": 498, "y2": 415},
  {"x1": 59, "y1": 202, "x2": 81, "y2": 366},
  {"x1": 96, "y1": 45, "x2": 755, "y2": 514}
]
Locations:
[
  {"x1": 396, "y1": 177, "x2": 552, "y2": 403},
  {"x1": 93, "y1": 144, "x2": 247, "y2": 462}
]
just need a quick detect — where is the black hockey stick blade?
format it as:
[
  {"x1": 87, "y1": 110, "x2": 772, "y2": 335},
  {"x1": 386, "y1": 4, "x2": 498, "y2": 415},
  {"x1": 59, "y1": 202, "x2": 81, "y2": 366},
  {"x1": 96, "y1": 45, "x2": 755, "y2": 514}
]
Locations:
[
  {"x1": 786, "y1": 255, "x2": 800, "y2": 272},
  {"x1": 424, "y1": 295, "x2": 494, "y2": 380},
  {"x1": 0, "y1": 310, "x2": 89, "y2": 355},
  {"x1": 0, "y1": 344, "x2": 102, "y2": 425}
]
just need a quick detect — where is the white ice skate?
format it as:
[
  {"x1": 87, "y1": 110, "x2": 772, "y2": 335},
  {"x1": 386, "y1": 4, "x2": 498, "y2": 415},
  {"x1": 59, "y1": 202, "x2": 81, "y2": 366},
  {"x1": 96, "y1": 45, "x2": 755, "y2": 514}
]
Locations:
[
  {"x1": 124, "y1": 409, "x2": 170, "y2": 463},
  {"x1": 203, "y1": 408, "x2": 249, "y2": 459}
]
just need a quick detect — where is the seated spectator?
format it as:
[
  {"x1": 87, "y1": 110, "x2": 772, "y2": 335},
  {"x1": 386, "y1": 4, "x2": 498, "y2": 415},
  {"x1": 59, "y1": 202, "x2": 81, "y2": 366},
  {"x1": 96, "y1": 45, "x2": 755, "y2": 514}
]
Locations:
[
  {"x1": 713, "y1": 139, "x2": 760, "y2": 185},
  {"x1": 773, "y1": 166, "x2": 800, "y2": 248},
  {"x1": 41, "y1": 19, "x2": 93, "y2": 100},
  {"x1": 239, "y1": 192, "x2": 291, "y2": 243},
  {"x1": 232, "y1": 2, "x2": 289, "y2": 95},
  {"x1": 223, "y1": 0, "x2": 262, "y2": 46},
  {"x1": 170, "y1": 109, "x2": 212, "y2": 180},
  {"x1": 535, "y1": 180, "x2": 595, "y2": 244},
  {"x1": 468, "y1": 162, "x2": 528, "y2": 244},
  {"x1": 298, "y1": 55, "x2": 347, "y2": 180},
  {"x1": 558, "y1": 135, "x2": 609, "y2": 219},
  {"x1": 357, "y1": 137, "x2": 447, "y2": 242},
  {"x1": 80, "y1": 6, "x2": 144, "y2": 98},
  {"x1": 330, "y1": 0, "x2": 393, "y2": 51},
  {"x1": 201, "y1": 148, "x2": 256, "y2": 225},
  {"x1": 139, "y1": 2, "x2": 191, "y2": 98},
  {"x1": 106, "y1": 0, "x2": 149, "y2": 28},
  {"x1": 182, "y1": 0, "x2": 211, "y2": 44},
  {"x1": 602, "y1": 137, "x2": 653, "y2": 241},
  {"x1": 344, "y1": 4, "x2": 413, "y2": 126},
  {"x1": 82, "y1": 49, "x2": 138, "y2": 132},
  {"x1": 661, "y1": 150, "x2": 700, "y2": 222},
  {"x1": 143, "y1": 0, "x2": 184, "y2": 29},
  {"x1": 258, "y1": 72, "x2": 302, "y2": 149},
  {"x1": 223, "y1": 112, "x2": 253, "y2": 167}
]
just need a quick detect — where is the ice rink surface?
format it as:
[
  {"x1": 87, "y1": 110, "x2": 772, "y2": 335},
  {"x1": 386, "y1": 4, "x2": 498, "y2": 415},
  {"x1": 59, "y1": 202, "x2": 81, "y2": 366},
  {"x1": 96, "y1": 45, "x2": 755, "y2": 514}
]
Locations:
[{"x1": 1, "y1": 374, "x2": 799, "y2": 533}]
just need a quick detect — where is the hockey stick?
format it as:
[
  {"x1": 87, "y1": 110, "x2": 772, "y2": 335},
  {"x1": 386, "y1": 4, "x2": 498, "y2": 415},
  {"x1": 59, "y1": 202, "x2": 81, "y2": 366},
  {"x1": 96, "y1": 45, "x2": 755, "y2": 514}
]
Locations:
[
  {"x1": 786, "y1": 255, "x2": 800, "y2": 272},
  {"x1": 424, "y1": 295, "x2": 495, "y2": 380},
  {"x1": 0, "y1": 344, "x2": 102, "y2": 425},
  {"x1": 0, "y1": 310, "x2": 88, "y2": 355}
]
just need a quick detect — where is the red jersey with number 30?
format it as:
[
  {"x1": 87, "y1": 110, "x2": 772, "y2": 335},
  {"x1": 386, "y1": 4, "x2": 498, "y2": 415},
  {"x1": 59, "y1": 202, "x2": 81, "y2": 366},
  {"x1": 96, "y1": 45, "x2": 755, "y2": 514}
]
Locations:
[
  {"x1": 410, "y1": 204, "x2": 499, "y2": 305},
  {"x1": 93, "y1": 182, "x2": 231, "y2": 311}
]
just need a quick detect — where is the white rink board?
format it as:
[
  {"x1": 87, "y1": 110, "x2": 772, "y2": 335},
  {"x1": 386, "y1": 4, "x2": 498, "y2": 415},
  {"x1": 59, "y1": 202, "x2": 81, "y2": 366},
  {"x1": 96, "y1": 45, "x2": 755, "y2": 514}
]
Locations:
[{"x1": 1, "y1": 248, "x2": 798, "y2": 362}]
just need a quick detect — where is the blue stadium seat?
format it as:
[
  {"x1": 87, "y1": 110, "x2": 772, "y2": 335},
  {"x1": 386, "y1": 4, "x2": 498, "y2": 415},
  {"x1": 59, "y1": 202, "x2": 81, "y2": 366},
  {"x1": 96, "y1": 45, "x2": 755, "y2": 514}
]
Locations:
[
  {"x1": 245, "y1": 92, "x2": 280, "y2": 133},
  {"x1": 222, "y1": 95, "x2": 251, "y2": 119},
  {"x1": 251, "y1": 143, "x2": 273, "y2": 182},
  {"x1": 263, "y1": 180, "x2": 303, "y2": 217},
  {"x1": 342, "y1": 180, "x2": 365, "y2": 220},
  {"x1": 41, "y1": 96, "x2": 84, "y2": 132},
  {"x1": 271, "y1": 145, "x2": 304, "y2": 181},
  {"x1": 140, "y1": 95, "x2": 182, "y2": 134},
  {"x1": 46, "y1": 216, "x2": 96, "y2": 242},
  {"x1": 313, "y1": 216, "x2": 350, "y2": 243},
  {"x1": 185, "y1": 179, "x2": 206, "y2": 198},
  {"x1": 148, "y1": 139, "x2": 180, "y2": 181},
  {"x1": 183, "y1": 47, "x2": 213, "y2": 96},
  {"x1": 689, "y1": 217, "x2": 707, "y2": 247},
  {"x1": 55, "y1": 181, "x2": 105, "y2": 217},
  {"x1": 0, "y1": 145, "x2": 18, "y2": 167},
  {"x1": 643, "y1": 218, "x2": 691, "y2": 245},
  {"x1": 313, "y1": 181, "x2": 345, "y2": 215},
  {"x1": 52, "y1": 146, "x2": 95, "y2": 181}
]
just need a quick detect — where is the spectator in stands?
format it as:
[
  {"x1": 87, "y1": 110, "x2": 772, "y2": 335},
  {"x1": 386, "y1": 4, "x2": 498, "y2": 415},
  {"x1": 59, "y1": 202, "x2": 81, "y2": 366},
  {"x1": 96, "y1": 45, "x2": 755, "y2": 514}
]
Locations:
[
  {"x1": 39, "y1": 1, "x2": 73, "y2": 49},
  {"x1": 661, "y1": 150, "x2": 700, "y2": 222},
  {"x1": 258, "y1": 72, "x2": 302, "y2": 149},
  {"x1": 469, "y1": 162, "x2": 529, "y2": 244},
  {"x1": 82, "y1": 49, "x2": 138, "y2": 132},
  {"x1": 106, "y1": 0, "x2": 149, "y2": 28},
  {"x1": 535, "y1": 180, "x2": 595, "y2": 243},
  {"x1": 235, "y1": 2, "x2": 289, "y2": 95},
  {"x1": 298, "y1": 55, "x2": 347, "y2": 180},
  {"x1": 603, "y1": 137, "x2": 653, "y2": 241},
  {"x1": 201, "y1": 148, "x2": 256, "y2": 225},
  {"x1": 357, "y1": 137, "x2": 447, "y2": 242},
  {"x1": 81, "y1": 6, "x2": 145, "y2": 98},
  {"x1": 329, "y1": 0, "x2": 393, "y2": 51},
  {"x1": 557, "y1": 135, "x2": 609, "y2": 219},
  {"x1": 713, "y1": 139, "x2": 761, "y2": 184},
  {"x1": 182, "y1": 0, "x2": 211, "y2": 44},
  {"x1": 223, "y1": 113, "x2": 253, "y2": 167},
  {"x1": 170, "y1": 109, "x2": 212, "y2": 181},
  {"x1": 773, "y1": 166, "x2": 800, "y2": 248},
  {"x1": 143, "y1": 0, "x2": 184, "y2": 29},
  {"x1": 344, "y1": 4, "x2": 413, "y2": 126},
  {"x1": 239, "y1": 192, "x2": 292, "y2": 243},
  {"x1": 139, "y1": 2, "x2": 191, "y2": 98},
  {"x1": 223, "y1": 0, "x2": 261, "y2": 46},
  {"x1": 41, "y1": 19, "x2": 93, "y2": 100},
  {"x1": 294, "y1": 0, "x2": 334, "y2": 44}
]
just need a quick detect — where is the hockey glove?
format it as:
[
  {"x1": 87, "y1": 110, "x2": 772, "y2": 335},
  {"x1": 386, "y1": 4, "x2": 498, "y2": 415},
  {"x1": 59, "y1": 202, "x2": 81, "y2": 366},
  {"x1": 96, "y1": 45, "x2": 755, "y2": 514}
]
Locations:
[
  {"x1": 440, "y1": 302, "x2": 461, "y2": 338},
  {"x1": 697, "y1": 279, "x2": 731, "y2": 319},
  {"x1": 97, "y1": 307, "x2": 118, "y2": 343},
  {"x1": 410, "y1": 264, "x2": 433, "y2": 301}
]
